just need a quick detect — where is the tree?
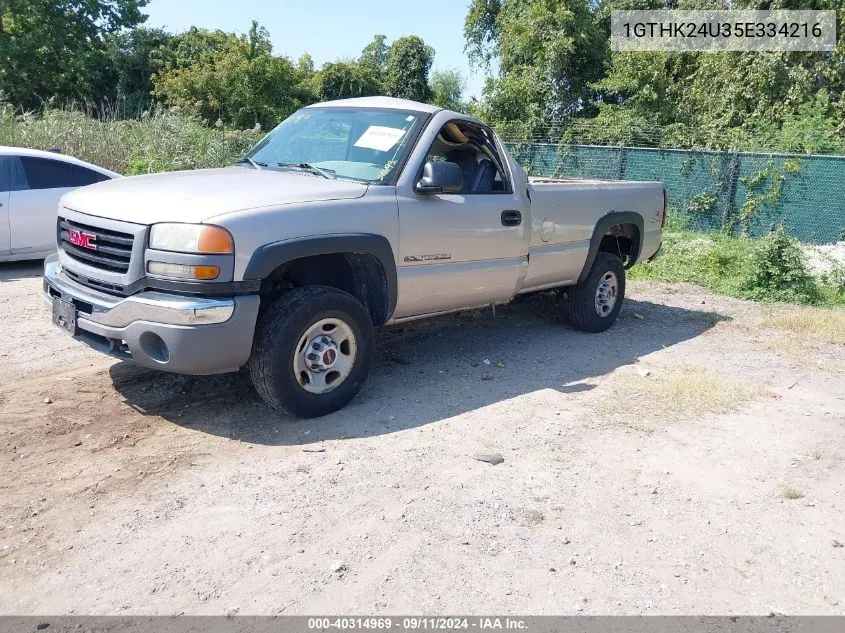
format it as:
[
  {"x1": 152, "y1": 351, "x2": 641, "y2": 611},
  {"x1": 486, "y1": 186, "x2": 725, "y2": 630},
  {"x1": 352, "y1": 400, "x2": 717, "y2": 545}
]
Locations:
[
  {"x1": 0, "y1": 0, "x2": 149, "y2": 109},
  {"x1": 151, "y1": 22, "x2": 301, "y2": 129},
  {"x1": 429, "y1": 70, "x2": 466, "y2": 111},
  {"x1": 591, "y1": 0, "x2": 845, "y2": 149},
  {"x1": 464, "y1": 0, "x2": 607, "y2": 127},
  {"x1": 293, "y1": 53, "x2": 318, "y2": 104},
  {"x1": 359, "y1": 34, "x2": 389, "y2": 72},
  {"x1": 311, "y1": 62, "x2": 382, "y2": 101},
  {"x1": 104, "y1": 27, "x2": 174, "y2": 112},
  {"x1": 467, "y1": 0, "x2": 845, "y2": 150},
  {"x1": 384, "y1": 36, "x2": 434, "y2": 102},
  {"x1": 297, "y1": 53, "x2": 315, "y2": 74}
]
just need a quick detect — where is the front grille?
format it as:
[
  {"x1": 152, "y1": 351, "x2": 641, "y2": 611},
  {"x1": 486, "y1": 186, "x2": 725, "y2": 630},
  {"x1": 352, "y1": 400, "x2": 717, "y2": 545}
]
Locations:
[{"x1": 58, "y1": 217, "x2": 134, "y2": 273}]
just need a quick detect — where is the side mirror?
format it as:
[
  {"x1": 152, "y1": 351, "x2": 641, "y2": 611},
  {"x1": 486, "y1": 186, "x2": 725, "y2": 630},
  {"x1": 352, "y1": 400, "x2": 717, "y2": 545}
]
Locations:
[{"x1": 415, "y1": 161, "x2": 463, "y2": 194}]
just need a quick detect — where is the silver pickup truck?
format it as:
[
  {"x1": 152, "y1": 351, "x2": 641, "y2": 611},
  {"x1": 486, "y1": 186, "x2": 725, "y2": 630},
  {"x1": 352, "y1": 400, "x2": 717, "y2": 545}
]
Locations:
[{"x1": 43, "y1": 96, "x2": 665, "y2": 417}]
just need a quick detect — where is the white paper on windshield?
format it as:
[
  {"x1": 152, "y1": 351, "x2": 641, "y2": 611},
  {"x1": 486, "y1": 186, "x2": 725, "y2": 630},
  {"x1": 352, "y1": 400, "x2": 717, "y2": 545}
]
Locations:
[{"x1": 354, "y1": 126, "x2": 406, "y2": 152}]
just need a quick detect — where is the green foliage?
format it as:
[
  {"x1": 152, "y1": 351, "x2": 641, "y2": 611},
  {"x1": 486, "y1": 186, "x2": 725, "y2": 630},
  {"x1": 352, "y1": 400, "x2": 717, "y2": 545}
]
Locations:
[
  {"x1": 735, "y1": 161, "x2": 802, "y2": 235},
  {"x1": 594, "y1": 42, "x2": 845, "y2": 152},
  {"x1": 783, "y1": 159, "x2": 801, "y2": 174},
  {"x1": 465, "y1": 0, "x2": 607, "y2": 129},
  {"x1": 774, "y1": 94, "x2": 844, "y2": 154},
  {"x1": 359, "y1": 35, "x2": 389, "y2": 72},
  {"x1": 0, "y1": 103, "x2": 258, "y2": 174},
  {"x1": 429, "y1": 70, "x2": 466, "y2": 112},
  {"x1": 311, "y1": 62, "x2": 382, "y2": 102},
  {"x1": 384, "y1": 36, "x2": 434, "y2": 102},
  {"x1": 0, "y1": 0, "x2": 149, "y2": 110},
  {"x1": 591, "y1": 50, "x2": 677, "y2": 126},
  {"x1": 297, "y1": 53, "x2": 315, "y2": 75},
  {"x1": 3, "y1": 0, "x2": 844, "y2": 160},
  {"x1": 467, "y1": 1, "x2": 845, "y2": 152},
  {"x1": 741, "y1": 227, "x2": 822, "y2": 305},
  {"x1": 684, "y1": 191, "x2": 718, "y2": 216},
  {"x1": 563, "y1": 107, "x2": 659, "y2": 146},
  {"x1": 150, "y1": 22, "x2": 302, "y2": 130},
  {"x1": 630, "y1": 231, "x2": 754, "y2": 298},
  {"x1": 464, "y1": 0, "x2": 502, "y2": 67},
  {"x1": 819, "y1": 264, "x2": 845, "y2": 297},
  {"x1": 1, "y1": 9, "x2": 445, "y2": 132},
  {"x1": 631, "y1": 228, "x2": 843, "y2": 307},
  {"x1": 104, "y1": 27, "x2": 174, "y2": 114}
]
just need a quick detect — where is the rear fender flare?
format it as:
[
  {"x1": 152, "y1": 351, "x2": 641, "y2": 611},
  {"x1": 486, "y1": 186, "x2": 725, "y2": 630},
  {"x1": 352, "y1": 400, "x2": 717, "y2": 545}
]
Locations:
[{"x1": 577, "y1": 212, "x2": 644, "y2": 285}]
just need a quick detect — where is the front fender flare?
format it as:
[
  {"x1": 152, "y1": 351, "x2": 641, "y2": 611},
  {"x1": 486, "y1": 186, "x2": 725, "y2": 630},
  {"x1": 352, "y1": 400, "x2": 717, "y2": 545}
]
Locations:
[{"x1": 243, "y1": 234, "x2": 398, "y2": 320}]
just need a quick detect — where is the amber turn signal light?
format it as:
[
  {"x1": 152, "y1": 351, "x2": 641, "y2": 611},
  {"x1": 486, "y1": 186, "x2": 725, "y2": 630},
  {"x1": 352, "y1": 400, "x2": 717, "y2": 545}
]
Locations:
[
  {"x1": 197, "y1": 226, "x2": 234, "y2": 254},
  {"x1": 148, "y1": 262, "x2": 220, "y2": 280}
]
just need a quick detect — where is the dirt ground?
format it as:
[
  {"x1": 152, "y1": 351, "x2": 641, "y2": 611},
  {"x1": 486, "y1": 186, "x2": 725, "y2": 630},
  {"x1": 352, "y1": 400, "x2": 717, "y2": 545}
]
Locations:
[{"x1": 1, "y1": 261, "x2": 843, "y2": 615}]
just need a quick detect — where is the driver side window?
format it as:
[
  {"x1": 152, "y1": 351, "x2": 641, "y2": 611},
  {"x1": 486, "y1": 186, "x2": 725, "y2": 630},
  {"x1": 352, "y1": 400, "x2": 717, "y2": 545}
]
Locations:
[{"x1": 421, "y1": 120, "x2": 511, "y2": 195}]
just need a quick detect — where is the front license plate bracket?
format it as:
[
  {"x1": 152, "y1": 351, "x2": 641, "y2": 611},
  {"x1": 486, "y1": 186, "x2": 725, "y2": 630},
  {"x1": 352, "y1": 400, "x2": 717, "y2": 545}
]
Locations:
[{"x1": 51, "y1": 296, "x2": 78, "y2": 336}]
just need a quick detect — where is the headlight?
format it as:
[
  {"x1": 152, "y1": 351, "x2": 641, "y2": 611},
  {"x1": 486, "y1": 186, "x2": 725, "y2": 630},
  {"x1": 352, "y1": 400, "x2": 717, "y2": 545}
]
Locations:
[{"x1": 149, "y1": 223, "x2": 234, "y2": 254}]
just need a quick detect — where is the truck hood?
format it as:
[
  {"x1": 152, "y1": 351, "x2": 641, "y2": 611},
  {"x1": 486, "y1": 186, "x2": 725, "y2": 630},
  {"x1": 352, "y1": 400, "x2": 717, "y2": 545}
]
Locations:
[{"x1": 60, "y1": 167, "x2": 368, "y2": 224}]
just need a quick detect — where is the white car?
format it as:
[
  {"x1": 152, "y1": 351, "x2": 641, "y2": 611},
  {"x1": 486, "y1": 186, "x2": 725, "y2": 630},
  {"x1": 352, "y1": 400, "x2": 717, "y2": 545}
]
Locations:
[{"x1": 1, "y1": 146, "x2": 120, "y2": 262}]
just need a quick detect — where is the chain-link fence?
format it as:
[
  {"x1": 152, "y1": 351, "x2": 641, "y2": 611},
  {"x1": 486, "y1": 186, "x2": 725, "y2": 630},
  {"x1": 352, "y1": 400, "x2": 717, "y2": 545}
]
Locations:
[{"x1": 501, "y1": 141, "x2": 845, "y2": 245}]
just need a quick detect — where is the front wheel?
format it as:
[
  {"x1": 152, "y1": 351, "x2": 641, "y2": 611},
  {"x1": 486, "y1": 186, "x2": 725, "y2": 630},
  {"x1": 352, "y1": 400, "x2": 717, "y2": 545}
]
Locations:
[
  {"x1": 562, "y1": 252, "x2": 626, "y2": 333},
  {"x1": 248, "y1": 286, "x2": 375, "y2": 417}
]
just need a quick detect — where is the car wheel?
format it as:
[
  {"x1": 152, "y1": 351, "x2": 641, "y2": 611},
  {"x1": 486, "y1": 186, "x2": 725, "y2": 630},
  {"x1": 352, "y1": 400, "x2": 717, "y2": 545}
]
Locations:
[
  {"x1": 562, "y1": 252, "x2": 625, "y2": 333},
  {"x1": 248, "y1": 285, "x2": 374, "y2": 417}
]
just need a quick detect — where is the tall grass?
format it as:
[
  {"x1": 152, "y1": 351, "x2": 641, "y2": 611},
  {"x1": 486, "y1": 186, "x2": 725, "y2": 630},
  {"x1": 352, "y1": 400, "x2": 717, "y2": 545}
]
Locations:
[{"x1": 0, "y1": 104, "x2": 260, "y2": 175}]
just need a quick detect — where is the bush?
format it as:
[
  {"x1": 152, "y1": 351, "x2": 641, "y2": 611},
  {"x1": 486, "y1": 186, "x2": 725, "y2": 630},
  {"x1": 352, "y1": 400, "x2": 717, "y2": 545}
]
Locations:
[
  {"x1": 820, "y1": 265, "x2": 845, "y2": 295},
  {"x1": 740, "y1": 227, "x2": 821, "y2": 304},
  {"x1": 631, "y1": 227, "x2": 842, "y2": 307}
]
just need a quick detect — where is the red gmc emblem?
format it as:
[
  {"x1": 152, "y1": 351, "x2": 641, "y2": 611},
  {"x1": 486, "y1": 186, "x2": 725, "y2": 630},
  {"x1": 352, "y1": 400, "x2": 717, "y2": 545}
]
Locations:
[{"x1": 68, "y1": 229, "x2": 97, "y2": 250}]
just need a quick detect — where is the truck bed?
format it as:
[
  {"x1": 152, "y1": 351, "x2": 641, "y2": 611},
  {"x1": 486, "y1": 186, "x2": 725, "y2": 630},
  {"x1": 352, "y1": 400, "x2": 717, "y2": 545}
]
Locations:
[{"x1": 517, "y1": 176, "x2": 665, "y2": 292}]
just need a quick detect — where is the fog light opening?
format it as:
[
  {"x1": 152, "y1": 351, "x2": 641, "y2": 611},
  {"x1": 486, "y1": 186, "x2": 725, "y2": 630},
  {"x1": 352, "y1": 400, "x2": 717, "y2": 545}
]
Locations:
[{"x1": 138, "y1": 331, "x2": 170, "y2": 364}]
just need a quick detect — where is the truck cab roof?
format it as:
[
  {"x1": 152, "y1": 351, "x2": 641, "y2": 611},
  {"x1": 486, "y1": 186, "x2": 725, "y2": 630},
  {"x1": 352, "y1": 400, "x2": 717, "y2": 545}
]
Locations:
[{"x1": 306, "y1": 96, "x2": 443, "y2": 114}]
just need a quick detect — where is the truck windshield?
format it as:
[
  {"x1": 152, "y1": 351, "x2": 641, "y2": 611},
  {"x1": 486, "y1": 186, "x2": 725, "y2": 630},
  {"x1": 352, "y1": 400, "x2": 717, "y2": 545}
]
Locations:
[{"x1": 244, "y1": 107, "x2": 424, "y2": 184}]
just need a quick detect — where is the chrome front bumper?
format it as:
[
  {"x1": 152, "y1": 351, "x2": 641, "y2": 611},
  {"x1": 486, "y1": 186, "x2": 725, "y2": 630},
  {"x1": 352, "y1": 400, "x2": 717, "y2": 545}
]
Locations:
[
  {"x1": 43, "y1": 256, "x2": 234, "y2": 327},
  {"x1": 42, "y1": 255, "x2": 260, "y2": 375}
]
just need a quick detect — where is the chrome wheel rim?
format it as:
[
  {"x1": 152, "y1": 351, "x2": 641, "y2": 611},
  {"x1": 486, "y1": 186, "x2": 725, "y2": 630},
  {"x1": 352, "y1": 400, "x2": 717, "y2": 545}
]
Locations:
[
  {"x1": 594, "y1": 271, "x2": 618, "y2": 317},
  {"x1": 293, "y1": 318, "x2": 357, "y2": 395}
]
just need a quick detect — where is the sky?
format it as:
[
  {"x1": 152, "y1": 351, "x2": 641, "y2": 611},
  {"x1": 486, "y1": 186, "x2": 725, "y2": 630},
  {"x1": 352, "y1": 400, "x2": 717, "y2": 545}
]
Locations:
[{"x1": 142, "y1": 0, "x2": 488, "y2": 99}]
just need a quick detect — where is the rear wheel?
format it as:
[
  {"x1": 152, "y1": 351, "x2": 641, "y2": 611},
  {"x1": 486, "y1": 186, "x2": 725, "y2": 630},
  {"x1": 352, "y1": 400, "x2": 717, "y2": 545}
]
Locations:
[
  {"x1": 248, "y1": 286, "x2": 374, "y2": 417},
  {"x1": 562, "y1": 252, "x2": 625, "y2": 333}
]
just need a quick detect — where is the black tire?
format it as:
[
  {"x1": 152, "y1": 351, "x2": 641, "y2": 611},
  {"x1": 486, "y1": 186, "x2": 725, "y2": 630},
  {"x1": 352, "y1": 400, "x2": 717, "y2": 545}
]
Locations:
[
  {"x1": 562, "y1": 252, "x2": 626, "y2": 333},
  {"x1": 248, "y1": 285, "x2": 375, "y2": 417}
]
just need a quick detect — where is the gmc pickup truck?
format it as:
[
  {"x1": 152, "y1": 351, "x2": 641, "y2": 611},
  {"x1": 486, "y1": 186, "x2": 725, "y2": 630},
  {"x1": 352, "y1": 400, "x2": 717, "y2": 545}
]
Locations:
[{"x1": 43, "y1": 96, "x2": 665, "y2": 417}]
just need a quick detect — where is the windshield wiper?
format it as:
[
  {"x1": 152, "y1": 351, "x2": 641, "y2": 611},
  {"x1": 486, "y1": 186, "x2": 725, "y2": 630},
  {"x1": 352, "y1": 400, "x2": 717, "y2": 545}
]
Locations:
[
  {"x1": 236, "y1": 157, "x2": 267, "y2": 170},
  {"x1": 277, "y1": 162, "x2": 336, "y2": 180}
]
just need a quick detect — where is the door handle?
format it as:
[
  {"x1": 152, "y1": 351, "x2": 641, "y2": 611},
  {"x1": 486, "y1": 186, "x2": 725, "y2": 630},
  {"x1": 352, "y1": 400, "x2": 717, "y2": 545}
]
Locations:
[{"x1": 501, "y1": 210, "x2": 521, "y2": 226}]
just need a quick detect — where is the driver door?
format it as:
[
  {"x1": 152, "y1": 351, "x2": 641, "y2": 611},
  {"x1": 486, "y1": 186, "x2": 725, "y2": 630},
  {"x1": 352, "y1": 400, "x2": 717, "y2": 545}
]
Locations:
[{"x1": 393, "y1": 119, "x2": 527, "y2": 319}]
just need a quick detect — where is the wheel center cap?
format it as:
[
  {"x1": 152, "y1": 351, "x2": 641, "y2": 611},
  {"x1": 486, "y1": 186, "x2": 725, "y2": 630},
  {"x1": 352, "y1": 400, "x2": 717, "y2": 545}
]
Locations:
[{"x1": 304, "y1": 335, "x2": 340, "y2": 372}]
